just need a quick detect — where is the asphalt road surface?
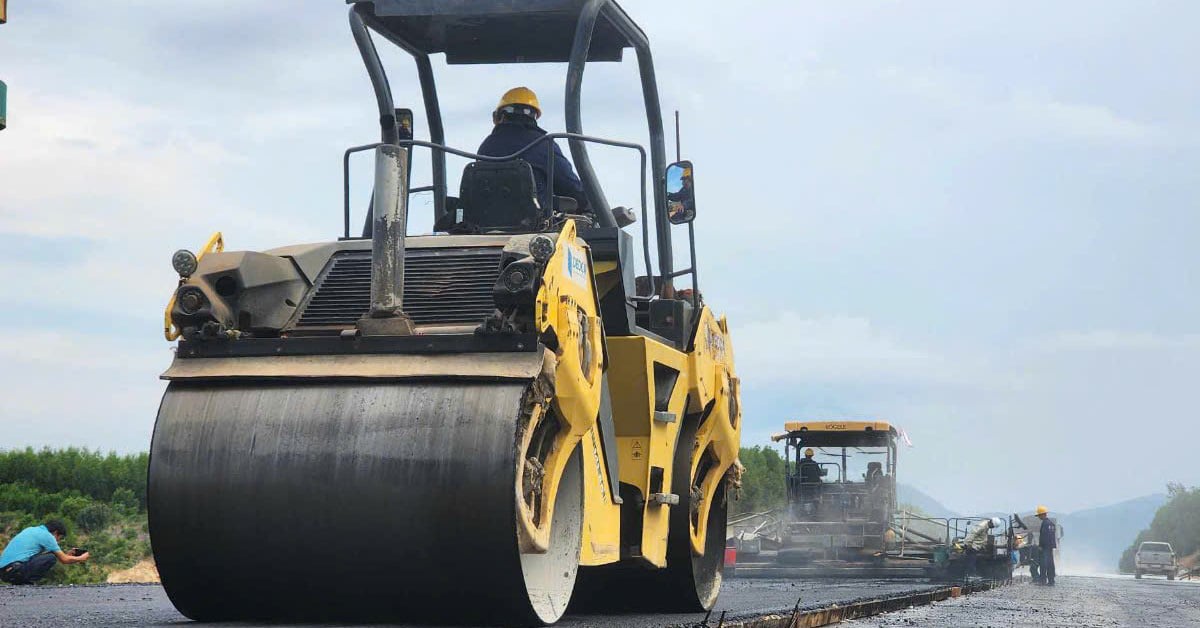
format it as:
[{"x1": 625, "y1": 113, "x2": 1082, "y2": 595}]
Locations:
[
  {"x1": 843, "y1": 574, "x2": 1200, "y2": 627},
  {"x1": 0, "y1": 578, "x2": 944, "y2": 627}
]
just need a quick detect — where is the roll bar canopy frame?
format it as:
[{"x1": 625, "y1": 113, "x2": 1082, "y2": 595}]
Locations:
[{"x1": 346, "y1": 0, "x2": 676, "y2": 281}]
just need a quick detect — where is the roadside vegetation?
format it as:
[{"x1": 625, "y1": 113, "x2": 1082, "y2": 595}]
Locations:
[
  {"x1": 1119, "y1": 483, "x2": 1200, "y2": 573},
  {"x1": 0, "y1": 448, "x2": 152, "y2": 584},
  {"x1": 733, "y1": 446, "x2": 787, "y2": 515}
]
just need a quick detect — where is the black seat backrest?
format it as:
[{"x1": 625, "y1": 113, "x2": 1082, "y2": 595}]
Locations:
[{"x1": 457, "y1": 160, "x2": 542, "y2": 232}]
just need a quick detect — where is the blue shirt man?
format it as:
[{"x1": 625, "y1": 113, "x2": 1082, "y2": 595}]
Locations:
[
  {"x1": 477, "y1": 86, "x2": 587, "y2": 211},
  {"x1": 0, "y1": 520, "x2": 89, "y2": 585}
]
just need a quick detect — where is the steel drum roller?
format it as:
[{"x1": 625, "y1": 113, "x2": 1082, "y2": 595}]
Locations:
[{"x1": 149, "y1": 380, "x2": 583, "y2": 624}]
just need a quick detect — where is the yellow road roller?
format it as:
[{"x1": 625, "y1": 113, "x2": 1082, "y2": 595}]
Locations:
[{"x1": 148, "y1": 1, "x2": 741, "y2": 625}]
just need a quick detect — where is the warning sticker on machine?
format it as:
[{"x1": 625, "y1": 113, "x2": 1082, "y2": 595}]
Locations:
[{"x1": 563, "y1": 244, "x2": 589, "y2": 287}]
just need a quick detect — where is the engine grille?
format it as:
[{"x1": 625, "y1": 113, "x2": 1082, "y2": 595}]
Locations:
[{"x1": 295, "y1": 248, "x2": 503, "y2": 328}]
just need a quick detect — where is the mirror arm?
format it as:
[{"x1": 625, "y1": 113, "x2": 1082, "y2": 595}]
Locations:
[{"x1": 688, "y1": 221, "x2": 699, "y2": 306}]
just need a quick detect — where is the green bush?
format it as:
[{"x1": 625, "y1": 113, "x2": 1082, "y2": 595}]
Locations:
[
  {"x1": 76, "y1": 503, "x2": 114, "y2": 532},
  {"x1": 111, "y1": 487, "x2": 139, "y2": 514},
  {"x1": 733, "y1": 446, "x2": 787, "y2": 515}
]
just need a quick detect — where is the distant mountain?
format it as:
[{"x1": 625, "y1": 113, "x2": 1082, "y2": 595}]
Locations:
[
  {"x1": 1057, "y1": 493, "x2": 1168, "y2": 574},
  {"x1": 897, "y1": 483, "x2": 959, "y2": 519}
]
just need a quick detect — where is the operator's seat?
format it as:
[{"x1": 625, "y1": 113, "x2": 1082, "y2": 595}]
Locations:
[{"x1": 456, "y1": 160, "x2": 543, "y2": 232}]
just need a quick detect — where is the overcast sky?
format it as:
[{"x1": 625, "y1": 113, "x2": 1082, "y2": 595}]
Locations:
[{"x1": 1, "y1": 1, "x2": 1197, "y2": 515}]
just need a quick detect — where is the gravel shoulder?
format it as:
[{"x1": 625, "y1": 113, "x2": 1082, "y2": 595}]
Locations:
[{"x1": 842, "y1": 574, "x2": 1200, "y2": 627}]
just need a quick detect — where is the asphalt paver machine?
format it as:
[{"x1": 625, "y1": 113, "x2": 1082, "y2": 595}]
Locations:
[
  {"x1": 147, "y1": 1, "x2": 741, "y2": 624},
  {"x1": 730, "y1": 422, "x2": 1014, "y2": 581},
  {"x1": 732, "y1": 420, "x2": 934, "y2": 578},
  {"x1": 775, "y1": 421, "x2": 898, "y2": 564}
]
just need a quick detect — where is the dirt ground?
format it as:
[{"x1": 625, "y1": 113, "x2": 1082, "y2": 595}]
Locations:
[
  {"x1": 105, "y1": 559, "x2": 161, "y2": 584},
  {"x1": 843, "y1": 574, "x2": 1200, "y2": 627}
]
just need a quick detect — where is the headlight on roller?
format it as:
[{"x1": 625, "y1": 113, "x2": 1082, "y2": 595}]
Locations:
[
  {"x1": 502, "y1": 264, "x2": 533, "y2": 292},
  {"x1": 177, "y1": 286, "x2": 208, "y2": 314},
  {"x1": 172, "y1": 249, "x2": 198, "y2": 277},
  {"x1": 494, "y1": 259, "x2": 539, "y2": 306},
  {"x1": 529, "y1": 234, "x2": 555, "y2": 263}
]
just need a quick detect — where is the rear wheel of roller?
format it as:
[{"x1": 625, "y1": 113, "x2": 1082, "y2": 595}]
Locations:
[{"x1": 148, "y1": 380, "x2": 583, "y2": 625}]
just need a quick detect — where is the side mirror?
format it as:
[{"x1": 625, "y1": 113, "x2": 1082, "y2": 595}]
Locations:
[{"x1": 666, "y1": 160, "x2": 695, "y2": 224}]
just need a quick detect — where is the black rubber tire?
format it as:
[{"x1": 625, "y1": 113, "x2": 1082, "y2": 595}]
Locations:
[{"x1": 149, "y1": 380, "x2": 583, "y2": 625}]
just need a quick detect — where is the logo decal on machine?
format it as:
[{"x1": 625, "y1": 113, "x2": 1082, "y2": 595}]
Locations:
[
  {"x1": 705, "y1": 323, "x2": 727, "y2": 361},
  {"x1": 563, "y1": 244, "x2": 589, "y2": 286}
]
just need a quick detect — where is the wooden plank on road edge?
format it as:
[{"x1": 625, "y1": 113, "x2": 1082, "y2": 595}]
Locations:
[{"x1": 680, "y1": 580, "x2": 1009, "y2": 628}]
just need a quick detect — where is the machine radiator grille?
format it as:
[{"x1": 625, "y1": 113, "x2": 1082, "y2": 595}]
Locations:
[{"x1": 296, "y1": 248, "x2": 503, "y2": 327}]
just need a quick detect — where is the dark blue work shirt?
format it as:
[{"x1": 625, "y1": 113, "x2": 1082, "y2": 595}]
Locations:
[
  {"x1": 477, "y1": 121, "x2": 587, "y2": 207},
  {"x1": 1039, "y1": 519, "x2": 1057, "y2": 549}
]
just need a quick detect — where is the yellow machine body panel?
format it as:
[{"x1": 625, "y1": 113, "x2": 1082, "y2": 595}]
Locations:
[
  {"x1": 537, "y1": 224, "x2": 623, "y2": 566},
  {"x1": 528, "y1": 222, "x2": 743, "y2": 569},
  {"x1": 607, "y1": 335, "x2": 689, "y2": 566},
  {"x1": 684, "y1": 309, "x2": 742, "y2": 555},
  {"x1": 579, "y1": 425, "x2": 622, "y2": 565}
]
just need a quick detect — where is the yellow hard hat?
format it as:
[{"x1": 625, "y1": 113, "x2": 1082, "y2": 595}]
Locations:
[
  {"x1": 804, "y1": 448, "x2": 814, "y2": 457},
  {"x1": 496, "y1": 87, "x2": 541, "y2": 119},
  {"x1": 1036, "y1": 505, "x2": 1048, "y2": 515}
]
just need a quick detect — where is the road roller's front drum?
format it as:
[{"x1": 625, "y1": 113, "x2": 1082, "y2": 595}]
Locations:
[{"x1": 149, "y1": 380, "x2": 582, "y2": 625}]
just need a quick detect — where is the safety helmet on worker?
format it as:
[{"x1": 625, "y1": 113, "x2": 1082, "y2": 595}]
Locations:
[
  {"x1": 1036, "y1": 505, "x2": 1048, "y2": 516},
  {"x1": 990, "y1": 517, "x2": 1003, "y2": 528},
  {"x1": 495, "y1": 87, "x2": 541, "y2": 120},
  {"x1": 804, "y1": 448, "x2": 814, "y2": 457}
]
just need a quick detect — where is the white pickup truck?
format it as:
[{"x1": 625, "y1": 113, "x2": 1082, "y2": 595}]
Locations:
[{"x1": 1135, "y1": 541, "x2": 1177, "y2": 580}]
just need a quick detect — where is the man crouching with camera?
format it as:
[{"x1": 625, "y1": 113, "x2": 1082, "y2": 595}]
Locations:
[{"x1": 0, "y1": 519, "x2": 90, "y2": 585}]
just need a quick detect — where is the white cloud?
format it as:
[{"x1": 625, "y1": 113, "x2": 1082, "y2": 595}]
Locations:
[
  {"x1": 1041, "y1": 329, "x2": 1200, "y2": 351},
  {"x1": 877, "y1": 66, "x2": 1162, "y2": 145},
  {"x1": 0, "y1": 87, "x2": 329, "y2": 320},
  {"x1": 1009, "y1": 92, "x2": 1160, "y2": 144},
  {"x1": 733, "y1": 313, "x2": 958, "y2": 385},
  {"x1": 0, "y1": 330, "x2": 167, "y2": 452},
  {"x1": 0, "y1": 88, "x2": 287, "y2": 241}
]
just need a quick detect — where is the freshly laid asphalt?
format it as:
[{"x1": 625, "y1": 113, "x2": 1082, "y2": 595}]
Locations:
[
  {"x1": 12, "y1": 575, "x2": 1194, "y2": 626},
  {"x1": 0, "y1": 577, "x2": 946, "y2": 627}
]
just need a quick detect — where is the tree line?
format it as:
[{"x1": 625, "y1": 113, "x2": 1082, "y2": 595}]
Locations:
[
  {"x1": 0, "y1": 447, "x2": 148, "y2": 509},
  {"x1": 1119, "y1": 482, "x2": 1200, "y2": 573}
]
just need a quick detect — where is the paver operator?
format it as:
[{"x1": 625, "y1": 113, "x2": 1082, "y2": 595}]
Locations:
[
  {"x1": 796, "y1": 448, "x2": 827, "y2": 514},
  {"x1": 798, "y1": 448, "x2": 825, "y2": 483},
  {"x1": 1037, "y1": 505, "x2": 1057, "y2": 586},
  {"x1": 0, "y1": 520, "x2": 90, "y2": 585},
  {"x1": 477, "y1": 86, "x2": 589, "y2": 211}
]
